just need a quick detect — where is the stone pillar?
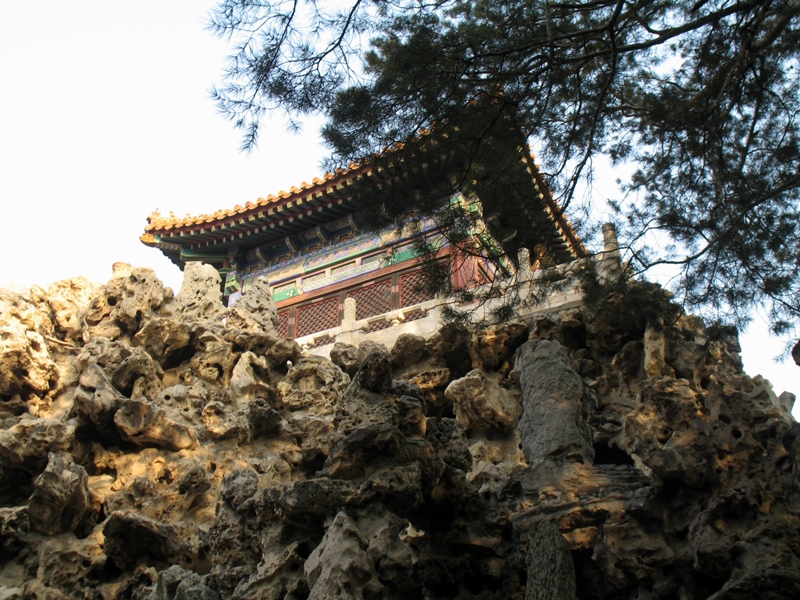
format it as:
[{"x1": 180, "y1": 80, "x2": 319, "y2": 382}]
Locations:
[
  {"x1": 602, "y1": 222, "x2": 619, "y2": 255},
  {"x1": 518, "y1": 248, "x2": 532, "y2": 280},
  {"x1": 600, "y1": 223, "x2": 622, "y2": 281},
  {"x1": 342, "y1": 298, "x2": 357, "y2": 330},
  {"x1": 338, "y1": 297, "x2": 358, "y2": 344},
  {"x1": 514, "y1": 340, "x2": 594, "y2": 469}
]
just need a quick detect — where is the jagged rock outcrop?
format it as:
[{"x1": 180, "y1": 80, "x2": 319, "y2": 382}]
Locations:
[
  {"x1": 225, "y1": 277, "x2": 277, "y2": 334},
  {"x1": 515, "y1": 339, "x2": 595, "y2": 468},
  {"x1": 172, "y1": 262, "x2": 226, "y2": 323},
  {"x1": 27, "y1": 452, "x2": 90, "y2": 535},
  {"x1": 0, "y1": 267, "x2": 798, "y2": 599}
]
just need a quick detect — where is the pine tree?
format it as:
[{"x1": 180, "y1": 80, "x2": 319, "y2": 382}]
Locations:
[{"x1": 210, "y1": 0, "x2": 800, "y2": 341}]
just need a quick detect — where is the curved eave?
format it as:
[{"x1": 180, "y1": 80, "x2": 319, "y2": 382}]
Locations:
[
  {"x1": 523, "y1": 153, "x2": 586, "y2": 260},
  {"x1": 150, "y1": 200, "x2": 354, "y2": 256},
  {"x1": 144, "y1": 160, "x2": 380, "y2": 238}
]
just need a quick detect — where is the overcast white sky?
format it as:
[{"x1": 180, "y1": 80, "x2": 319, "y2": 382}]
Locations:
[{"x1": 1, "y1": 1, "x2": 796, "y2": 416}]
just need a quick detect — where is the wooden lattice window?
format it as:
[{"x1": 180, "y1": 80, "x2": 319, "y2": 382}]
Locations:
[
  {"x1": 295, "y1": 297, "x2": 339, "y2": 337},
  {"x1": 399, "y1": 269, "x2": 435, "y2": 307},
  {"x1": 276, "y1": 309, "x2": 291, "y2": 338},
  {"x1": 347, "y1": 279, "x2": 392, "y2": 320}
]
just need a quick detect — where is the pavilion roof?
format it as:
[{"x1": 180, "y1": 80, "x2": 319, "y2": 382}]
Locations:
[{"x1": 141, "y1": 144, "x2": 585, "y2": 270}]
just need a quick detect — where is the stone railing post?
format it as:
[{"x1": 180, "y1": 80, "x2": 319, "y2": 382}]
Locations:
[
  {"x1": 517, "y1": 247, "x2": 532, "y2": 281},
  {"x1": 600, "y1": 222, "x2": 622, "y2": 281},
  {"x1": 342, "y1": 297, "x2": 357, "y2": 331}
]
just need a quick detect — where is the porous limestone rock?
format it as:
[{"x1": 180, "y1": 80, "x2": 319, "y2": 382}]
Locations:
[
  {"x1": 0, "y1": 418, "x2": 75, "y2": 472},
  {"x1": 114, "y1": 400, "x2": 198, "y2": 451},
  {"x1": 103, "y1": 511, "x2": 208, "y2": 572},
  {"x1": 330, "y1": 341, "x2": 359, "y2": 376},
  {"x1": 134, "y1": 317, "x2": 193, "y2": 365},
  {"x1": 225, "y1": 276, "x2": 277, "y2": 334},
  {"x1": 515, "y1": 339, "x2": 595, "y2": 468},
  {"x1": 445, "y1": 369, "x2": 522, "y2": 433},
  {"x1": 229, "y1": 352, "x2": 272, "y2": 402},
  {"x1": 468, "y1": 322, "x2": 529, "y2": 373},
  {"x1": 33, "y1": 533, "x2": 106, "y2": 597},
  {"x1": 622, "y1": 378, "x2": 711, "y2": 486},
  {"x1": 203, "y1": 401, "x2": 250, "y2": 443},
  {"x1": 172, "y1": 262, "x2": 226, "y2": 322},
  {"x1": 74, "y1": 364, "x2": 127, "y2": 427},
  {"x1": 112, "y1": 347, "x2": 164, "y2": 401},
  {"x1": 0, "y1": 506, "x2": 28, "y2": 560},
  {"x1": 426, "y1": 323, "x2": 473, "y2": 378},
  {"x1": 76, "y1": 337, "x2": 132, "y2": 376},
  {"x1": 334, "y1": 353, "x2": 399, "y2": 435},
  {"x1": 1, "y1": 268, "x2": 799, "y2": 600},
  {"x1": 260, "y1": 335, "x2": 302, "y2": 371},
  {"x1": 189, "y1": 331, "x2": 236, "y2": 386},
  {"x1": 82, "y1": 264, "x2": 171, "y2": 341},
  {"x1": 0, "y1": 316, "x2": 58, "y2": 399},
  {"x1": 304, "y1": 511, "x2": 382, "y2": 599},
  {"x1": 390, "y1": 333, "x2": 428, "y2": 368},
  {"x1": 277, "y1": 355, "x2": 349, "y2": 415},
  {"x1": 304, "y1": 510, "x2": 410, "y2": 600},
  {"x1": 352, "y1": 345, "x2": 393, "y2": 394},
  {"x1": 39, "y1": 277, "x2": 102, "y2": 342},
  {"x1": 27, "y1": 452, "x2": 90, "y2": 535}
]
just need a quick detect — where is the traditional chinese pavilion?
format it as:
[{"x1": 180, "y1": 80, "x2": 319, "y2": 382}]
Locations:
[{"x1": 141, "y1": 142, "x2": 584, "y2": 345}]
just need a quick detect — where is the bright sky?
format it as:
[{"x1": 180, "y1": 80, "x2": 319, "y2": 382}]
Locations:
[{"x1": 1, "y1": 1, "x2": 796, "y2": 417}]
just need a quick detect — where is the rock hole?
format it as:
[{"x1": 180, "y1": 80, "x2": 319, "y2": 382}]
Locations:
[
  {"x1": 291, "y1": 582, "x2": 309, "y2": 600},
  {"x1": 572, "y1": 548, "x2": 611, "y2": 598},
  {"x1": 592, "y1": 442, "x2": 635, "y2": 466},
  {"x1": 162, "y1": 346, "x2": 196, "y2": 371},
  {"x1": 692, "y1": 570, "x2": 728, "y2": 597},
  {"x1": 102, "y1": 557, "x2": 124, "y2": 579},
  {"x1": 0, "y1": 466, "x2": 34, "y2": 505},
  {"x1": 731, "y1": 429, "x2": 742, "y2": 439},
  {"x1": 301, "y1": 452, "x2": 328, "y2": 477},
  {"x1": 296, "y1": 541, "x2": 315, "y2": 559},
  {"x1": 107, "y1": 297, "x2": 118, "y2": 307}
]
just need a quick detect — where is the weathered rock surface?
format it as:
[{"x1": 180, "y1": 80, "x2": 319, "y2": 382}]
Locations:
[
  {"x1": 515, "y1": 339, "x2": 595, "y2": 468},
  {"x1": 27, "y1": 452, "x2": 90, "y2": 535},
  {"x1": 172, "y1": 262, "x2": 226, "y2": 322},
  {"x1": 0, "y1": 291, "x2": 59, "y2": 399},
  {"x1": 83, "y1": 263, "x2": 173, "y2": 342},
  {"x1": 115, "y1": 400, "x2": 199, "y2": 451},
  {"x1": 0, "y1": 269, "x2": 798, "y2": 600},
  {"x1": 225, "y1": 276, "x2": 277, "y2": 334},
  {"x1": 445, "y1": 369, "x2": 522, "y2": 433}
]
